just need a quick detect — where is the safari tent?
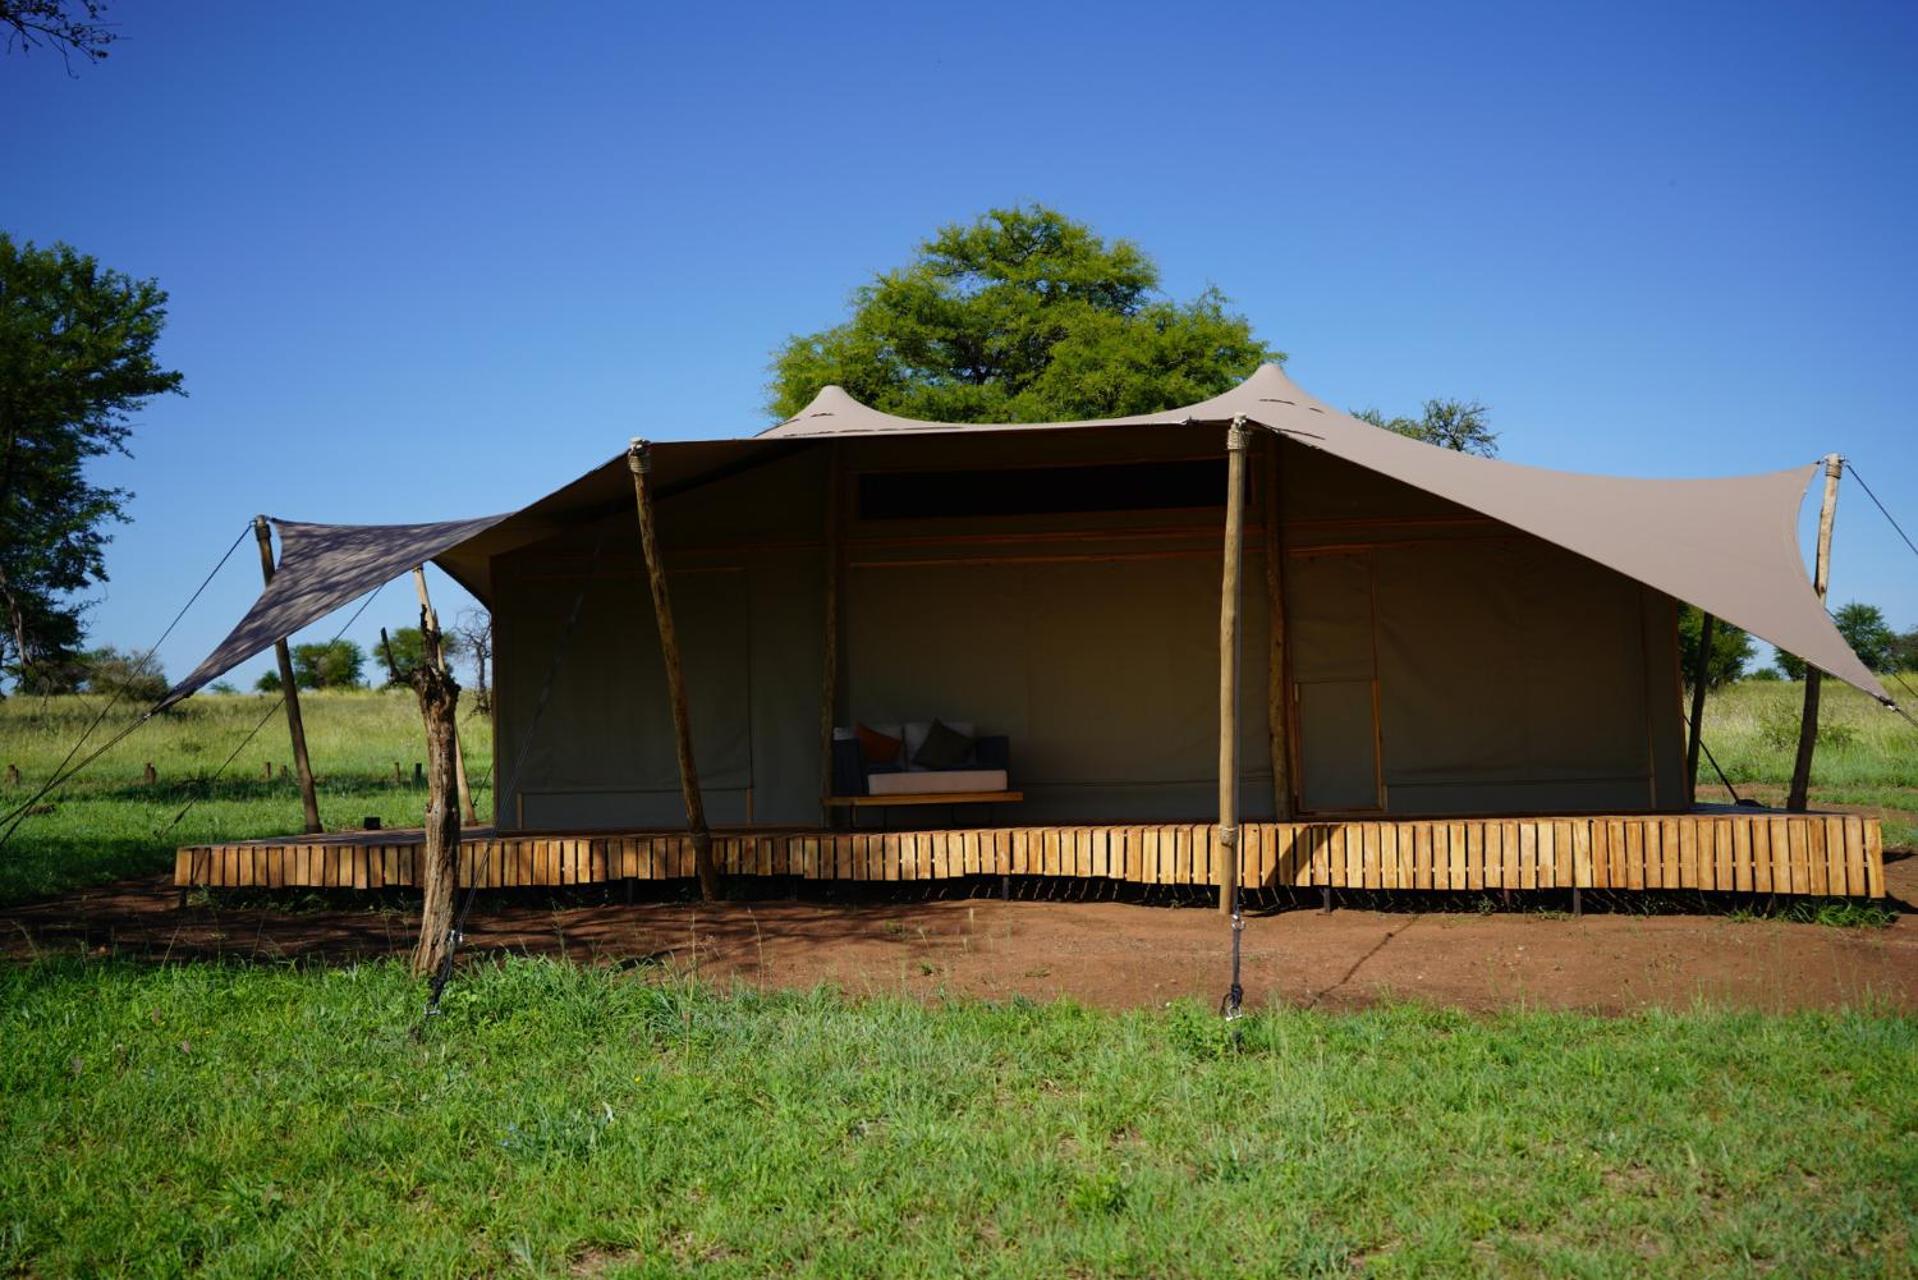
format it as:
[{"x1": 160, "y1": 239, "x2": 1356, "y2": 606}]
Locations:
[{"x1": 167, "y1": 365, "x2": 1893, "y2": 899}]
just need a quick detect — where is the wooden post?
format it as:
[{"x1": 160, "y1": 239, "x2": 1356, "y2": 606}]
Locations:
[
  {"x1": 1685, "y1": 612, "x2": 1715, "y2": 804},
  {"x1": 628, "y1": 438, "x2": 722, "y2": 901},
  {"x1": 1218, "y1": 418, "x2": 1250, "y2": 916},
  {"x1": 254, "y1": 516, "x2": 322, "y2": 834},
  {"x1": 1787, "y1": 454, "x2": 1843, "y2": 812},
  {"x1": 414, "y1": 567, "x2": 478, "y2": 825},
  {"x1": 818, "y1": 443, "x2": 843, "y2": 825},
  {"x1": 1261, "y1": 433, "x2": 1293, "y2": 820}
]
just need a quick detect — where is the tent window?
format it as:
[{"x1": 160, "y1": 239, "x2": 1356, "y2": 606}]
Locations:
[{"x1": 857, "y1": 459, "x2": 1227, "y2": 520}]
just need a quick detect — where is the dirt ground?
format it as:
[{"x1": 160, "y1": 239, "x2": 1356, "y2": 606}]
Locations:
[{"x1": 4, "y1": 858, "x2": 1913, "y2": 1014}]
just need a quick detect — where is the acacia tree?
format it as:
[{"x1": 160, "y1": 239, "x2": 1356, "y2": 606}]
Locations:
[
  {"x1": 1777, "y1": 601, "x2": 1899, "y2": 680},
  {"x1": 0, "y1": 235, "x2": 183, "y2": 693},
  {"x1": 768, "y1": 206, "x2": 1281, "y2": 423},
  {"x1": 1677, "y1": 606, "x2": 1754, "y2": 690},
  {"x1": 0, "y1": 0, "x2": 114, "y2": 67},
  {"x1": 1353, "y1": 400, "x2": 1499, "y2": 457}
]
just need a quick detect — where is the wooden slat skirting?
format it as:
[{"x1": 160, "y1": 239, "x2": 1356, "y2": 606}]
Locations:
[{"x1": 174, "y1": 811, "x2": 1888, "y2": 898}]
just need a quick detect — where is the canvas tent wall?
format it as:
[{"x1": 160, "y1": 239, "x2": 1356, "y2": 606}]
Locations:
[{"x1": 487, "y1": 423, "x2": 1685, "y2": 830}]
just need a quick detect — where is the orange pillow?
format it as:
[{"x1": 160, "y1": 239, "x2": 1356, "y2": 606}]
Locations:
[{"x1": 855, "y1": 722, "x2": 903, "y2": 767}]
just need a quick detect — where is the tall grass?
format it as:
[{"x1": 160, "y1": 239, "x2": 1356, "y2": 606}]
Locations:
[
  {"x1": 0, "y1": 691, "x2": 493, "y2": 905},
  {"x1": 1, "y1": 959, "x2": 1911, "y2": 1277},
  {"x1": 1701, "y1": 676, "x2": 1918, "y2": 790}
]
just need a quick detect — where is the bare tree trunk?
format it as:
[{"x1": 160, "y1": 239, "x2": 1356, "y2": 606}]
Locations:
[{"x1": 409, "y1": 657, "x2": 462, "y2": 977}]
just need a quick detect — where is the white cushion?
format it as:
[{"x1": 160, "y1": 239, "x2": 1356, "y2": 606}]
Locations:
[{"x1": 865, "y1": 768, "x2": 1008, "y2": 797}]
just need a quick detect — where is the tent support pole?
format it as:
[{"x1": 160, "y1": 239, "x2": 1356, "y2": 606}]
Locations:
[
  {"x1": 1262, "y1": 432, "x2": 1293, "y2": 820},
  {"x1": 414, "y1": 567, "x2": 478, "y2": 825},
  {"x1": 817, "y1": 443, "x2": 842, "y2": 827},
  {"x1": 1218, "y1": 418, "x2": 1249, "y2": 921},
  {"x1": 1787, "y1": 454, "x2": 1843, "y2": 812},
  {"x1": 1685, "y1": 613, "x2": 1715, "y2": 804},
  {"x1": 628, "y1": 439, "x2": 722, "y2": 901},
  {"x1": 254, "y1": 516, "x2": 322, "y2": 834}
]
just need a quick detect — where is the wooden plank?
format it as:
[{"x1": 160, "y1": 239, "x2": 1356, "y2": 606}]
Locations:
[
  {"x1": 1807, "y1": 819, "x2": 1829, "y2": 897},
  {"x1": 1843, "y1": 817, "x2": 1867, "y2": 900},
  {"x1": 1444, "y1": 822, "x2": 1464, "y2": 891},
  {"x1": 1730, "y1": 819, "x2": 1752, "y2": 894},
  {"x1": 1500, "y1": 820, "x2": 1519, "y2": 890},
  {"x1": 1570, "y1": 821, "x2": 1592, "y2": 889},
  {"x1": 1360, "y1": 822, "x2": 1380, "y2": 891},
  {"x1": 1787, "y1": 819, "x2": 1809, "y2": 896},
  {"x1": 1536, "y1": 821, "x2": 1556, "y2": 890},
  {"x1": 1623, "y1": 820, "x2": 1642, "y2": 892},
  {"x1": 1466, "y1": 822, "x2": 1485, "y2": 891},
  {"x1": 1865, "y1": 820, "x2": 1885, "y2": 899}
]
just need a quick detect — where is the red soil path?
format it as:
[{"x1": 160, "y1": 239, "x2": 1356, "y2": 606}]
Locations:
[{"x1": 4, "y1": 858, "x2": 1912, "y2": 1014}]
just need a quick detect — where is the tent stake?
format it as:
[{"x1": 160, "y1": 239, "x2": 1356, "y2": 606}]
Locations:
[
  {"x1": 414, "y1": 567, "x2": 478, "y2": 825},
  {"x1": 628, "y1": 439, "x2": 722, "y2": 901},
  {"x1": 1685, "y1": 613, "x2": 1715, "y2": 804},
  {"x1": 1218, "y1": 418, "x2": 1249, "y2": 920},
  {"x1": 253, "y1": 516, "x2": 321, "y2": 834},
  {"x1": 1787, "y1": 454, "x2": 1843, "y2": 812}
]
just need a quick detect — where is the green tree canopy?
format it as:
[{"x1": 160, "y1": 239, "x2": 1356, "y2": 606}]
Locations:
[
  {"x1": 1676, "y1": 607, "x2": 1754, "y2": 690},
  {"x1": 1776, "y1": 601, "x2": 1901, "y2": 680},
  {"x1": 1891, "y1": 626, "x2": 1918, "y2": 675},
  {"x1": 291, "y1": 639, "x2": 365, "y2": 691},
  {"x1": 1353, "y1": 399, "x2": 1499, "y2": 457},
  {"x1": 78, "y1": 644, "x2": 166, "y2": 703},
  {"x1": 0, "y1": 234, "x2": 183, "y2": 692},
  {"x1": 768, "y1": 206, "x2": 1281, "y2": 424},
  {"x1": 1832, "y1": 602, "x2": 1896, "y2": 673},
  {"x1": 378, "y1": 625, "x2": 465, "y2": 687}
]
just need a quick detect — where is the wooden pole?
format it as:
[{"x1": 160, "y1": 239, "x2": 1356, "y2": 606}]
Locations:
[
  {"x1": 1685, "y1": 612, "x2": 1715, "y2": 804},
  {"x1": 818, "y1": 443, "x2": 843, "y2": 824},
  {"x1": 414, "y1": 567, "x2": 478, "y2": 825},
  {"x1": 1218, "y1": 418, "x2": 1250, "y2": 917},
  {"x1": 1261, "y1": 433, "x2": 1293, "y2": 820},
  {"x1": 628, "y1": 439, "x2": 722, "y2": 901},
  {"x1": 1787, "y1": 453, "x2": 1843, "y2": 812},
  {"x1": 253, "y1": 516, "x2": 322, "y2": 834}
]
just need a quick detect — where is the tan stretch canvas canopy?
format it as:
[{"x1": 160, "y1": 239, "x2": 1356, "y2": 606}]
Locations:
[
  {"x1": 165, "y1": 364, "x2": 1892, "y2": 708},
  {"x1": 762, "y1": 364, "x2": 1890, "y2": 703}
]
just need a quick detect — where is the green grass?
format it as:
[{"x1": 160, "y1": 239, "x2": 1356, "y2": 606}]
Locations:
[
  {"x1": 2, "y1": 958, "x2": 1912, "y2": 1277},
  {"x1": 1701, "y1": 677, "x2": 1918, "y2": 790},
  {"x1": 0, "y1": 690, "x2": 494, "y2": 905}
]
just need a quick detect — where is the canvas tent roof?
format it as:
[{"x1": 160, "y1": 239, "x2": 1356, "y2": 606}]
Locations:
[{"x1": 161, "y1": 364, "x2": 1893, "y2": 708}]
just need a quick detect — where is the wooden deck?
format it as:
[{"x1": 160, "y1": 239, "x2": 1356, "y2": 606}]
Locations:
[{"x1": 176, "y1": 809, "x2": 1886, "y2": 898}]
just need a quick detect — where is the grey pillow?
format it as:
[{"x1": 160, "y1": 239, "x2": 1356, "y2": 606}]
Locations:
[{"x1": 913, "y1": 718, "x2": 976, "y2": 770}]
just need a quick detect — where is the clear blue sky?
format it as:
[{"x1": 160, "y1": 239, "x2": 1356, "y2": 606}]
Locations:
[{"x1": 4, "y1": 0, "x2": 1914, "y2": 690}]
